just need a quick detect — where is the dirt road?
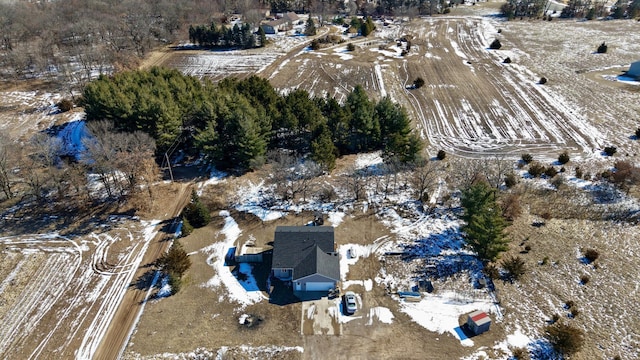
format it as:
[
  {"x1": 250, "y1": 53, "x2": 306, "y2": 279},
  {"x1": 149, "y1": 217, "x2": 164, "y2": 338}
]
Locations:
[{"x1": 93, "y1": 182, "x2": 193, "y2": 360}]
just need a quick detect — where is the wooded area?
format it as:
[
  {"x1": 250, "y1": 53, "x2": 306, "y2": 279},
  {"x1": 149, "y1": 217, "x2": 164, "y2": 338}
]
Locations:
[{"x1": 82, "y1": 68, "x2": 423, "y2": 173}]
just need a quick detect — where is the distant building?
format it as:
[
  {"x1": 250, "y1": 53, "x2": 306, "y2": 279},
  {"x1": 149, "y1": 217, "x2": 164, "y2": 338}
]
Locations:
[
  {"x1": 466, "y1": 310, "x2": 491, "y2": 335},
  {"x1": 260, "y1": 24, "x2": 276, "y2": 35},
  {"x1": 628, "y1": 61, "x2": 640, "y2": 80},
  {"x1": 271, "y1": 226, "x2": 340, "y2": 293}
]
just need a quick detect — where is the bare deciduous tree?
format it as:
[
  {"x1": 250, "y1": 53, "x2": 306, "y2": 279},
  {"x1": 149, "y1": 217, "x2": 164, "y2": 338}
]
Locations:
[
  {"x1": 0, "y1": 134, "x2": 18, "y2": 200},
  {"x1": 409, "y1": 159, "x2": 443, "y2": 203},
  {"x1": 268, "y1": 150, "x2": 321, "y2": 202}
]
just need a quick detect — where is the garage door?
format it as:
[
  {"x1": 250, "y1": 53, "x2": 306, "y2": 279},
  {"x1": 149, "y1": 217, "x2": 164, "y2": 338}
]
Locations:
[{"x1": 305, "y1": 282, "x2": 334, "y2": 291}]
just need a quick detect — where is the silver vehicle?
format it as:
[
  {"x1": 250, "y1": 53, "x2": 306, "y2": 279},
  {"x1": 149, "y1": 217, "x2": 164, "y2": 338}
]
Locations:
[{"x1": 344, "y1": 291, "x2": 357, "y2": 314}]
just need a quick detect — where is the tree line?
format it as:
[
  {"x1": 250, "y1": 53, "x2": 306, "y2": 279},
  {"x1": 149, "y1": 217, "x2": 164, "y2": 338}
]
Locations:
[
  {"x1": 81, "y1": 67, "x2": 423, "y2": 173},
  {"x1": 500, "y1": 0, "x2": 640, "y2": 19},
  {"x1": 188, "y1": 22, "x2": 260, "y2": 49}
]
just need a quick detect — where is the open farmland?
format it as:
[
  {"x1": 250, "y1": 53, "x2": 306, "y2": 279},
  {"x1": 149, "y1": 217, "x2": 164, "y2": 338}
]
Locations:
[
  {"x1": 0, "y1": 217, "x2": 160, "y2": 359},
  {"x1": 147, "y1": 11, "x2": 640, "y2": 162}
]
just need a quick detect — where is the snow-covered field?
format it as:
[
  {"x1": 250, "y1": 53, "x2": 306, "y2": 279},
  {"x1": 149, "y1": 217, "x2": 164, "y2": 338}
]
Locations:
[{"x1": 0, "y1": 217, "x2": 160, "y2": 359}]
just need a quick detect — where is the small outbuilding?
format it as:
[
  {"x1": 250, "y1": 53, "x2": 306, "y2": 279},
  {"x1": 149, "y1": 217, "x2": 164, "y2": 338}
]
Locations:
[
  {"x1": 466, "y1": 310, "x2": 491, "y2": 335},
  {"x1": 627, "y1": 61, "x2": 640, "y2": 80}
]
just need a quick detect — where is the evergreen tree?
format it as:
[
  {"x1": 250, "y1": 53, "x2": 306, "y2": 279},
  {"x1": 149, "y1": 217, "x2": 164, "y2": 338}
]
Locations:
[
  {"x1": 346, "y1": 85, "x2": 379, "y2": 152},
  {"x1": 214, "y1": 96, "x2": 267, "y2": 171},
  {"x1": 311, "y1": 124, "x2": 337, "y2": 172},
  {"x1": 376, "y1": 97, "x2": 422, "y2": 163},
  {"x1": 157, "y1": 240, "x2": 191, "y2": 277},
  {"x1": 322, "y1": 97, "x2": 350, "y2": 155},
  {"x1": 258, "y1": 26, "x2": 267, "y2": 47},
  {"x1": 361, "y1": 16, "x2": 375, "y2": 36},
  {"x1": 305, "y1": 17, "x2": 317, "y2": 36},
  {"x1": 182, "y1": 189, "x2": 211, "y2": 228},
  {"x1": 460, "y1": 182, "x2": 508, "y2": 263}
]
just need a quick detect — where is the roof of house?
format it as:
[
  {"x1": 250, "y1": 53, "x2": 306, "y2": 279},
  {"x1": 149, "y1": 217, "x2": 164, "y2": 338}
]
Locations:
[
  {"x1": 467, "y1": 310, "x2": 491, "y2": 326},
  {"x1": 272, "y1": 226, "x2": 339, "y2": 281}
]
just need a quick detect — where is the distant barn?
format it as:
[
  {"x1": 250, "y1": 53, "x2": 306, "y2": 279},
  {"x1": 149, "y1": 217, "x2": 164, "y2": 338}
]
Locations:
[
  {"x1": 466, "y1": 310, "x2": 491, "y2": 335},
  {"x1": 628, "y1": 61, "x2": 640, "y2": 80}
]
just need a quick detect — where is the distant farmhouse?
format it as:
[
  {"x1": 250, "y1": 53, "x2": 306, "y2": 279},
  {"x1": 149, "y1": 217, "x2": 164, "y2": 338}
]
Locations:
[
  {"x1": 262, "y1": 12, "x2": 299, "y2": 33},
  {"x1": 627, "y1": 60, "x2": 640, "y2": 80},
  {"x1": 271, "y1": 226, "x2": 340, "y2": 293}
]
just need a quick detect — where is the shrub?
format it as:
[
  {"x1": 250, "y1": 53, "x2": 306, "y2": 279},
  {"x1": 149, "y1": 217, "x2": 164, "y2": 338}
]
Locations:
[
  {"x1": 635, "y1": 128, "x2": 640, "y2": 139},
  {"x1": 579, "y1": 274, "x2": 590, "y2": 285},
  {"x1": 551, "y1": 175, "x2": 564, "y2": 189},
  {"x1": 558, "y1": 151, "x2": 570, "y2": 165},
  {"x1": 443, "y1": 7, "x2": 451, "y2": 13},
  {"x1": 575, "y1": 166, "x2": 583, "y2": 178},
  {"x1": 483, "y1": 263, "x2": 500, "y2": 280},
  {"x1": 528, "y1": 162, "x2": 545, "y2": 177},
  {"x1": 524, "y1": 244, "x2": 532, "y2": 252},
  {"x1": 501, "y1": 255, "x2": 526, "y2": 281},
  {"x1": 57, "y1": 99, "x2": 73, "y2": 112},
  {"x1": 510, "y1": 347, "x2": 528, "y2": 360},
  {"x1": 347, "y1": 42, "x2": 355, "y2": 51},
  {"x1": 489, "y1": 39, "x2": 502, "y2": 49},
  {"x1": 501, "y1": 193, "x2": 522, "y2": 221},
  {"x1": 569, "y1": 308, "x2": 580, "y2": 318},
  {"x1": 564, "y1": 300, "x2": 575, "y2": 309},
  {"x1": 544, "y1": 322, "x2": 585, "y2": 356},
  {"x1": 550, "y1": 313, "x2": 560, "y2": 324},
  {"x1": 413, "y1": 77, "x2": 425, "y2": 89},
  {"x1": 503, "y1": 57, "x2": 512, "y2": 63},
  {"x1": 539, "y1": 77, "x2": 548, "y2": 84},
  {"x1": 541, "y1": 211, "x2": 552, "y2": 220},
  {"x1": 504, "y1": 172, "x2": 518, "y2": 188},
  {"x1": 310, "y1": 39, "x2": 321, "y2": 50},
  {"x1": 544, "y1": 166, "x2": 558, "y2": 178},
  {"x1": 604, "y1": 146, "x2": 617, "y2": 156},
  {"x1": 584, "y1": 248, "x2": 599, "y2": 263},
  {"x1": 541, "y1": 256, "x2": 549, "y2": 265},
  {"x1": 597, "y1": 41, "x2": 607, "y2": 54},
  {"x1": 521, "y1": 153, "x2": 533, "y2": 164},
  {"x1": 436, "y1": 149, "x2": 446, "y2": 160}
]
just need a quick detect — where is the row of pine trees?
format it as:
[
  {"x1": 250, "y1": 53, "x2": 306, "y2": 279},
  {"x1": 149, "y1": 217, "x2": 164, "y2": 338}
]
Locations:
[
  {"x1": 82, "y1": 67, "x2": 422, "y2": 173},
  {"x1": 188, "y1": 22, "x2": 261, "y2": 49}
]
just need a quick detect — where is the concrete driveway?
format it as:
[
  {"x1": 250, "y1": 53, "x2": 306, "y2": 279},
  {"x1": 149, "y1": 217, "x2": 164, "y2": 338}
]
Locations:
[{"x1": 300, "y1": 296, "x2": 342, "y2": 335}]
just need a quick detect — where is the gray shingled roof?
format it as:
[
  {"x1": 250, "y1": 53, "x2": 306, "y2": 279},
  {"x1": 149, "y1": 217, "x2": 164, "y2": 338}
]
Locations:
[{"x1": 272, "y1": 226, "x2": 339, "y2": 281}]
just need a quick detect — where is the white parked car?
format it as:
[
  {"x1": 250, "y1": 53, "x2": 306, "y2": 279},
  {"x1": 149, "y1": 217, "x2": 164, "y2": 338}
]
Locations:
[{"x1": 344, "y1": 291, "x2": 357, "y2": 314}]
